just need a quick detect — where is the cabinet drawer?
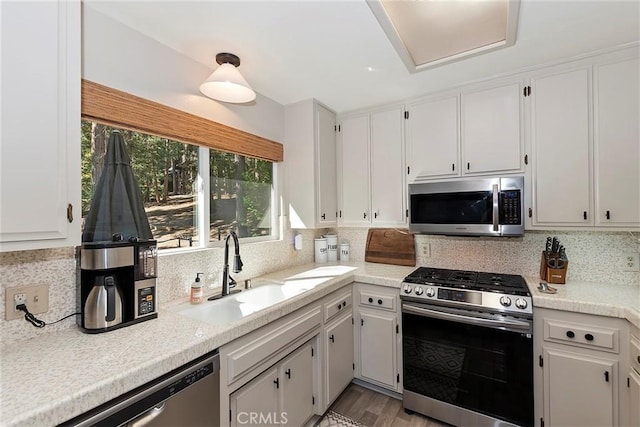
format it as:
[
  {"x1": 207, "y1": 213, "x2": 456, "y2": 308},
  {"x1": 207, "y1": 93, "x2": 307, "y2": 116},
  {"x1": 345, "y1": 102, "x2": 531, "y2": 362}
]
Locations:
[
  {"x1": 359, "y1": 292, "x2": 395, "y2": 311},
  {"x1": 631, "y1": 335, "x2": 640, "y2": 373},
  {"x1": 544, "y1": 319, "x2": 619, "y2": 353},
  {"x1": 225, "y1": 307, "x2": 322, "y2": 384},
  {"x1": 324, "y1": 291, "x2": 352, "y2": 322}
]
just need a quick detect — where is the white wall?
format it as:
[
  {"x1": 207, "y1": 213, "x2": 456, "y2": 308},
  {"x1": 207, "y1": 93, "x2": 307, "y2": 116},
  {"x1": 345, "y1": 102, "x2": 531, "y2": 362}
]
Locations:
[{"x1": 82, "y1": 5, "x2": 284, "y2": 143}]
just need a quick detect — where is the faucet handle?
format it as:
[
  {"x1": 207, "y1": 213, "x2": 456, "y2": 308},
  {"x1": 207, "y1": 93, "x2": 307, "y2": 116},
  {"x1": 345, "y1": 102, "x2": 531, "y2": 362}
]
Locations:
[{"x1": 228, "y1": 275, "x2": 237, "y2": 289}]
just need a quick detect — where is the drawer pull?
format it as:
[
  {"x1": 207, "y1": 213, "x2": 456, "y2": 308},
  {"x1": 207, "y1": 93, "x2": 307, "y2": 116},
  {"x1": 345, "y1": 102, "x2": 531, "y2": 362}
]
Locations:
[
  {"x1": 566, "y1": 330, "x2": 575, "y2": 338},
  {"x1": 274, "y1": 378, "x2": 280, "y2": 389},
  {"x1": 378, "y1": 299, "x2": 383, "y2": 305},
  {"x1": 329, "y1": 334, "x2": 334, "y2": 343},
  {"x1": 285, "y1": 369, "x2": 291, "y2": 379},
  {"x1": 584, "y1": 333, "x2": 594, "y2": 341},
  {"x1": 637, "y1": 355, "x2": 640, "y2": 364},
  {"x1": 604, "y1": 371, "x2": 609, "y2": 382},
  {"x1": 337, "y1": 304, "x2": 342, "y2": 310},
  {"x1": 368, "y1": 297, "x2": 373, "y2": 303},
  {"x1": 342, "y1": 301, "x2": 346, "y2": 307}
]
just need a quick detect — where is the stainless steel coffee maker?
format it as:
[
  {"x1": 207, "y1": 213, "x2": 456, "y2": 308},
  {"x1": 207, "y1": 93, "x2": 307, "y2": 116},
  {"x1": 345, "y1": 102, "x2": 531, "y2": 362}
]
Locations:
[{"x1": 78, "y1": 239, "x2": 157, "y2": 333}]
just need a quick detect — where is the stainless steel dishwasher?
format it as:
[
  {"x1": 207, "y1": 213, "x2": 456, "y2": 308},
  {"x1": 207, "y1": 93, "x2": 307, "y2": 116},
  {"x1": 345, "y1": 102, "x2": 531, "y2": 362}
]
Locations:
[{"x1": 61, "y1": 350, "x2": 220, "y2": 427}]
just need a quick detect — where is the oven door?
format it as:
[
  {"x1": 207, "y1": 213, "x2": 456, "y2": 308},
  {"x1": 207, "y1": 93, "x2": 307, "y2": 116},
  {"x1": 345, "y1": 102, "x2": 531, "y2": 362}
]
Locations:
[{"x1": 402, "y1": 301, "x2": 533, "y2": 427}]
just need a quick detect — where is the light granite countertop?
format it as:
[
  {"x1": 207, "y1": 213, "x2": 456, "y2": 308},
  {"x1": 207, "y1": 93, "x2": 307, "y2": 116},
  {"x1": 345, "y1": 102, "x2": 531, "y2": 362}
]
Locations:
[
  {"x1": 0, "y1": 262, "x2": 412, "y2": 427},
  {"x1": 1, "y1": 262, "x2": 637, "y2": 426},
  {"x1": 526, "y1": 276, "x2": 640, "y2": 328}
]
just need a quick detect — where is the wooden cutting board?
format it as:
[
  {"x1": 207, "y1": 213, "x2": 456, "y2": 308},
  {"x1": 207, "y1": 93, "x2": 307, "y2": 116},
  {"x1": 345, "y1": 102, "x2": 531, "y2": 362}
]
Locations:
[{"x1": 365, "y1": 228, "x2": 416, "y2": 266}]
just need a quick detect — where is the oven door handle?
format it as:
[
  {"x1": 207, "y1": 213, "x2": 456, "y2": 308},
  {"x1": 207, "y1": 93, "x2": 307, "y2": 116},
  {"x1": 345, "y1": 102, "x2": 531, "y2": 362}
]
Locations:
[
  {"x1": 402, "y1": 304, "x2": 531, "y2": 331},
  {"x1": 492, "y1": 183, "x2": 499, "y2": 232}
]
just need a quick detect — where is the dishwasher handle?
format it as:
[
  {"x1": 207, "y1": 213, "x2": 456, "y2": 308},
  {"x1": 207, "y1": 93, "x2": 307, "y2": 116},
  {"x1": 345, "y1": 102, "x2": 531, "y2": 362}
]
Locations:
[{"x1": 129, "y1": 403, "x2": 166, "y2": 427}]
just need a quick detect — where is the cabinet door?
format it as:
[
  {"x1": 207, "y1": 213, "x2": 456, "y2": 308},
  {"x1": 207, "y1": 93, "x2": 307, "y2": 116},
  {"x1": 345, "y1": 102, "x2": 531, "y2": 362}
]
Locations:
[
  {"x1": 544, "y1": 348, "x2": 616, "y2": 427},
  {"x1": 230, "y1": 367, "x2": 279, "y2": 427},
  {"x1": 371, "y1": 106, "x2": 405, "y2": 225},
  {"x1": 461, "y1": 82, "x2": 522, "y2": 174},
  {"x1": 339, "y1": 113, "x2": 370, "y2": 225},
  {"x1": 0, "y1": 0, "x2": 81, "y2": 250},
  {"x1": 531, "y1": 68, "x2": 591, "y2": 226},
  {"x1": 326, "y1": 312, "x2": 354, "y2": 406},
  {"x1": 594, "y1": 58, "x2": 640, "y2": 227},
  {"x1": 359, "y1": 311, "x2": 397, "y2": 390},
  {"x1": 316, "y1": 104, "x2": 337, "y2": 226},
  {"x1": 406, "y1": 96, "x2": 459, "y2": 180},
  {"x1": 629, "y1": 369, "x2": 640, "y2": 427},
  {"x1": 280, "y1": 343, "x2": 314, "y2": 427}
]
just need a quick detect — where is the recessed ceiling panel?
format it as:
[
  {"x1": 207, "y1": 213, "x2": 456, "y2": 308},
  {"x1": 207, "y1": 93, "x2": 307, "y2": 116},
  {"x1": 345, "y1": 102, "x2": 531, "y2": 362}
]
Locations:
[{"x1": 368, "y1": 0, "x2": 520, "y2": 72}]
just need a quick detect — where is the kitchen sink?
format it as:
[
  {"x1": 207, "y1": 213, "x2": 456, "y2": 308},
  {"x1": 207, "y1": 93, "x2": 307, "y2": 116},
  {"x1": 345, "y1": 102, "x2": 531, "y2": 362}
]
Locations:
[
  {"x1": 171, "y1": 266, "x2": 357, "y2": 325},
  {"x1": 172, "y1": 282, "x2": 315, "y2": 325}
]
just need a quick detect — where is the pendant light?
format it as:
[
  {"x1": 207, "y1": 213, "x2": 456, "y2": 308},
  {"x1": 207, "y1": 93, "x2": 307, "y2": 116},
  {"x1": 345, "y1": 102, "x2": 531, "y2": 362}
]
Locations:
[{"x1": 199, "y1": 53, "x2": 256, "y2": 103}]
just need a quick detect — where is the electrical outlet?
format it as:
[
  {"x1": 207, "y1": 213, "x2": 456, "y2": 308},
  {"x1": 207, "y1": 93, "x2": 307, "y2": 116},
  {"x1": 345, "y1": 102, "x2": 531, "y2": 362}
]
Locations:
[
  {"x1": 621, "y1": 252, "x2": 640, "y2": 272},
  {"x1": 420, "y1": 242, "x2": 431, "y2": 258},
  {"x1": 5, "y1": 284, "x2": 49, "y2": 321}
]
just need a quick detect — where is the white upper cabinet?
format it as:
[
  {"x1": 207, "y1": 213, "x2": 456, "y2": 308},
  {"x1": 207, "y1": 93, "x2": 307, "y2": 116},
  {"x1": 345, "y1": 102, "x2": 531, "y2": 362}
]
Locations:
[
  {"x1": 529, "y1": 53, "x2": 639, "y2": 230},
  {"x1": 405, "y1": 95, "x2": 459, "y2": 181},
  {"x1": 531, "y1": 67, "x2": 591, "y2": 226},
  {"x1": 0, "y1": 0, "x2": 81, "y2": 251},
  {"x1": 593, "y1": 57, "x2": 640, "y2": 227},
  {"x1": 461, "y1": 81, "x2": 523, "y2": 175},
  {"x1": 337, "y1": 105, "x2": 406, "y2": 227},
  {"x1": 370, "y1": 106, "x2": 405, "y2": 225},
  {"x1": 286, "y1": 100, "x2": 337, "y2": 228},
  {"x1": 338, "y1": 113, "x2": 370, "y2": 225},
  {"x1": 405, "y1": 81, "x2": 523, "y2": 183}
]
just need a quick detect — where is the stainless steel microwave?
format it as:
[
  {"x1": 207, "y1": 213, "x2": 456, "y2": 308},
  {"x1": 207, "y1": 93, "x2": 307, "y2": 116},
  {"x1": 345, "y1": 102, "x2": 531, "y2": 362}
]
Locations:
[{"x1": 408, "y1": 176, "x2": 524, "y2": 237}]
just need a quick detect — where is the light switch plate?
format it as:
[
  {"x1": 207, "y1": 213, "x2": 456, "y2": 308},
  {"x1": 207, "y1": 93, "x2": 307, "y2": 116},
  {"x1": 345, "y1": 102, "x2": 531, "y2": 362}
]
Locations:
[{"x1": 5, "y1": 284, "x2": 49, "y2": 320}]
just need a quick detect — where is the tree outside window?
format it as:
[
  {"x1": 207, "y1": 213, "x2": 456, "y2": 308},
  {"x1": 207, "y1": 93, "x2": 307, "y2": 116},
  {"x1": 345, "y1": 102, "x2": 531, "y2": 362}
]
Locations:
[{"x1": 81, "y1": 121, "x2": 274, "y2": 249}]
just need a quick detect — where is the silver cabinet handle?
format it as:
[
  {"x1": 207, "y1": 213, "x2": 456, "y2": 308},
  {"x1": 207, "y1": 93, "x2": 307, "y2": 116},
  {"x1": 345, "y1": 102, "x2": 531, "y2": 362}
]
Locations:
[{"x1": 492, "y1": 184, "x2": 499, "y2": 232}]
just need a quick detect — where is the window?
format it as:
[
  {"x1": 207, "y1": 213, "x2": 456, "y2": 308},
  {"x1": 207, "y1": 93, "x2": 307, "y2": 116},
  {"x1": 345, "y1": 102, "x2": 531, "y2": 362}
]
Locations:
[{"x1": 81, "y1": 121, "x2": 275, "y2": 250}]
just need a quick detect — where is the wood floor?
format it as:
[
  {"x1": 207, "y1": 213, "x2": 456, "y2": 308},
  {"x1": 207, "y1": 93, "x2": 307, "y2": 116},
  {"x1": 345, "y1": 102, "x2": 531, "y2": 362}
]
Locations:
[{"x1": 329, "y1": 384, "x2": 451, "y2": 427}]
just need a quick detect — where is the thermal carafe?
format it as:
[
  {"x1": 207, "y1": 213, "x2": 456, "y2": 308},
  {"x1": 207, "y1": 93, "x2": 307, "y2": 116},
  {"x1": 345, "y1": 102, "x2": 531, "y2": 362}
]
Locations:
[{"x1": 84, "y1": 275, "x2": 123, "y2": 329}]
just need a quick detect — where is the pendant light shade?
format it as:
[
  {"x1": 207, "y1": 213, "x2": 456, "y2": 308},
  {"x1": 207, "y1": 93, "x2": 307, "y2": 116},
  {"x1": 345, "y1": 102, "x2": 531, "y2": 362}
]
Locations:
[{"x1": 200, "y1": 53, "x2": 256, "y2": 104}]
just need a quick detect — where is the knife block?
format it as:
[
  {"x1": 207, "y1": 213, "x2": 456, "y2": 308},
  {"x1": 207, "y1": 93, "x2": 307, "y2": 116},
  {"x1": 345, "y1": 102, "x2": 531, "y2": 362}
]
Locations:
[{"x1": 539, "y1": 251, "x2": 568, "y2": 284}]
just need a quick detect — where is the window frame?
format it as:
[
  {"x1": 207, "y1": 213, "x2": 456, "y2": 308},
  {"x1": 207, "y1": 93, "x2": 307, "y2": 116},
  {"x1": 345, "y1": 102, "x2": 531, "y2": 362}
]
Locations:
[{"x1": 80, "y1": 80, "x2": 282, "y2": 253}]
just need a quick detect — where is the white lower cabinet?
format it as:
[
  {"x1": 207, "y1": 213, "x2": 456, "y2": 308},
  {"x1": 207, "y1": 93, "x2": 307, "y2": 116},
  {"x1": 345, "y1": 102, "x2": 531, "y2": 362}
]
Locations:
[
  {"x1": 535, "y1": 308, "x2": 628, "y2": 427},
  {"x1": 544, "y1": 348, "x2": 616, "y2": 427},
  {"x1": 229, "y1": 342, "x2": 314, "y2": 427},
  {"x1": 354, "y1": 283, "x2": 401, "y2": 392},
  {"x1": 359, "y1": 311, "x2": 397, "y2": 390},
  {"x1": 230, "y1": 366, "x2": 279, "y2": 426},
  {"x1": 325, "y1": 311, "x2": 354, "y2": 406}
]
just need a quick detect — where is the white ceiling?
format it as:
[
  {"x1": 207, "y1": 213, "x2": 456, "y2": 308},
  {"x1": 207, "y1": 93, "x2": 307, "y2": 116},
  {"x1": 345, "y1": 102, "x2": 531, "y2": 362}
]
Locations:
[{"x1": 85, "y1": 0, "x2": 639, "y2": 113}]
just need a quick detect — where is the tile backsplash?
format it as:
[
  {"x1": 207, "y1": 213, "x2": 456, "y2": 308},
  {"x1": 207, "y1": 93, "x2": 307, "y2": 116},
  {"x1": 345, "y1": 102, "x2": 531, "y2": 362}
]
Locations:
[
  {"x1": 338, "y1": 228, "x2": 640, "y2": 284},
  {"x1": 1, "y1": 227, "x2": 638, "y2": 345}
]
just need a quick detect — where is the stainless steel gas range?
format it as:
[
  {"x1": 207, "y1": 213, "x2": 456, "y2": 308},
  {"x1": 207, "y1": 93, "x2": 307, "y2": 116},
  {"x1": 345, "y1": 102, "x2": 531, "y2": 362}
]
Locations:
[{"x1": 401, "y1": 267, "x2": 534, "y2": 427}]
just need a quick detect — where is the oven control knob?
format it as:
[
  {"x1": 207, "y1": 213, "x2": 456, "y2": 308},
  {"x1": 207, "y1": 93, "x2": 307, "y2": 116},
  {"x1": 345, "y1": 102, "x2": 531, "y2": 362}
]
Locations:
[
  {"x1": 403, "y1": 284, "x2": 413, "y2": 294},
  {"x1": 426, "y1": 288, "x2": 436, "y2": 298},
  {"x1": 515, "y1": 298, "x2": 528, "y2": 309},
  {"x1": 415, "y1": 286, "x2": 424, "y2": 296},
  {"x1": 499, "y1": 296, "x2": 512, "y2": 307}
]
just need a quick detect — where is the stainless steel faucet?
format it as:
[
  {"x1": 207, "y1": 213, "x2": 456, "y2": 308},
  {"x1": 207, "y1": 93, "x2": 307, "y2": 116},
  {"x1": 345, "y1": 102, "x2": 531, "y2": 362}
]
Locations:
[{"x1": 209, "y1": 231, "x2": 243, "y2": 300}]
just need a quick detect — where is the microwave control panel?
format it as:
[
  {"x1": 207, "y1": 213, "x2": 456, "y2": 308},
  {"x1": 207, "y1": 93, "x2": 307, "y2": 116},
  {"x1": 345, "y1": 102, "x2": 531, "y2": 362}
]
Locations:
[{"x1": 499, "y1": 190, "x2": 521, "y2": 225}]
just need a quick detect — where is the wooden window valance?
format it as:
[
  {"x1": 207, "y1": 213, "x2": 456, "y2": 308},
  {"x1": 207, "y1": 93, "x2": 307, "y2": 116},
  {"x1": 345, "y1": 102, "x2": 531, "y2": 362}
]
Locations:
[{"x1": 81, "y1": 79, "x2": 284, "y2": 162}]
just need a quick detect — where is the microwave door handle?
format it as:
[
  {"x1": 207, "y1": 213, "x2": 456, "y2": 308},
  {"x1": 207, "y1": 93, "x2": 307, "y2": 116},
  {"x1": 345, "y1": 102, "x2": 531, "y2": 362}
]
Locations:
[{"x1": 492, "y1": 184, "x2": 499, "y2": 232}]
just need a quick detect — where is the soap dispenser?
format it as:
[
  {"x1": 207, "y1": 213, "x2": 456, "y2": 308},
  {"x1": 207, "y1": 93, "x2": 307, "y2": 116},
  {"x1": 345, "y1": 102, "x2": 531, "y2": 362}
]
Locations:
[{"x1": 190, "y1": 273, "x2": 204, "y2": 304}]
